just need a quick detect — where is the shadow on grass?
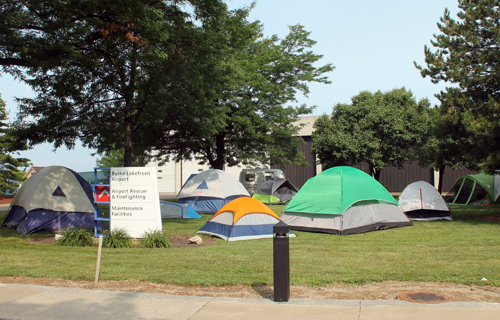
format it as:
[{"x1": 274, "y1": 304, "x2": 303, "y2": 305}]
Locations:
[{"x1": 448, "y1": 204, "x2": 500, "y2": 225}]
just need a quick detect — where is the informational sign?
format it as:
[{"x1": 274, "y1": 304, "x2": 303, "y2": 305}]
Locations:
[
  {"x1": 109, "y1": 167, "x2": 162, "y2": 238},
  {"x1": 95, "y1": 186, "x2": 110, "y2": 202}
]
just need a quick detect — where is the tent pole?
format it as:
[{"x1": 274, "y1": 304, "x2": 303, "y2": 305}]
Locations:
[{"x1": 420, "y1": 188, "x2": 423, "y2": 219}]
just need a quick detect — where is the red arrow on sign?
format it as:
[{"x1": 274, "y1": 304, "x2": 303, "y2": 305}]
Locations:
[{"x1": 95, "y1": 186, "x2": 110, "y2": 202}]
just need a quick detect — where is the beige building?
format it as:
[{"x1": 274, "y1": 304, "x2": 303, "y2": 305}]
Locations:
[{"x1": 145, "y1": 115, "x2": 321, "y2": 196}]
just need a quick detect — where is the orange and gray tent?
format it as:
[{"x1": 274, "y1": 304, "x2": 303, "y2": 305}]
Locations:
[
  {"x1": 252, "y1": 178, "x2": 299, "y2": 204},
  {"x1": 196, "y1": 197, "x2": 295, "y2": 241},
  {"x1": 398, "y1": 181, "x2": 452, "y2": 221}
]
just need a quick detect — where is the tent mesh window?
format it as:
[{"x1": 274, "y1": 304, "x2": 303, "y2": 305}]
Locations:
[
  {"x1": 51, "y1": 186, "x2": 66, "y2": 197},
  {"x1": 454, "y1": 179, "x2": 474, "y2": 204},
  {"x1": 443, "y1": 178, "x2": 463, "y2": 202},
  {"x1": 470, "y1": 184, "x2": 487, "y2": 203}
]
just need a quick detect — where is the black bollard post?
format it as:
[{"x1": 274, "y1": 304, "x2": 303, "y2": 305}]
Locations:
[{"x1": 273, "y1": 221, "x2": 290, "y2": 302}]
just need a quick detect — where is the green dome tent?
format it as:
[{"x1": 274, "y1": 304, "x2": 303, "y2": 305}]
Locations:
[
  {"x1": 444, "y1": 173, "x2": 500, "y2": 205},
  {"x1": 281, "y1": 166, "x2": 412, "y2": 235}
]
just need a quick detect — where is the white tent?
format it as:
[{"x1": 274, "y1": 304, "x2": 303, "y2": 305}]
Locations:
[
  {"x1": 494, "y1": 175, "x2": 500, "y2": 202},
  {"x1": 177, "y1": 169, "x2": 249, "y2": 214},
  {"x1": 398, "y1": 181, "x2": 452, "y2": 221}
]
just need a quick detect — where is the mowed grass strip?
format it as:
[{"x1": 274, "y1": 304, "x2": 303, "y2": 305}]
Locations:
[{"x1": 0, "y1": 204, "x2": 499, "y2": 287}]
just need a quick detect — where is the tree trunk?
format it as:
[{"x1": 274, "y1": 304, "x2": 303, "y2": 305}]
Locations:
[
  {"x1": 437, "y1": 165, "x2": 445, "y2": 194},
  {"x1": 211, "y1": 133, "x2": 225, "y2": 170},
  {"x1": 370, "y1": 164, "x2": 381, "y2": 181},
  {"x1": 123, "y1": 123, "x2": 133, "y2": 167}
]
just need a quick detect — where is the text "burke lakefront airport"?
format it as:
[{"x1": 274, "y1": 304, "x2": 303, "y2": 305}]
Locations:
[{"x1": 111, "y1": 170, "x2": 151, "y2": 182}]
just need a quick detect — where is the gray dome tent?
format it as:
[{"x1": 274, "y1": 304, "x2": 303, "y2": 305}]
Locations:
[
  {"x1": 398, "y1": 181, "x2": 452, "y2": 221},
  {"x1": 2, "y1": 166, "x2": 104, "y2": 235},
  {"x1": 177, "y1": 169, "x2": 249, "y2": 214}
]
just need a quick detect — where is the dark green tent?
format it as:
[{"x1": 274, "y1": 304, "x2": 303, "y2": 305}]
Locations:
[
  {"x1": 251, "y1": 178, "x2": 298, "y2": 204},
  {"x1": 444, "y1": 173, "x2": 500, "y2": 205}
]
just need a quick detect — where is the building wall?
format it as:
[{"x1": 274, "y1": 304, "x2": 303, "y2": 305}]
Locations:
[
  {"x1": 274, "y1": 127, "x2": 480, "y2": 193},
  {"x1": 271, "y1": 136, "x2": 317, "y2": 189},
  {"x1": 146, "y1": 158, "x2": 244, "y2": 195},
  {"x1": 145, "y1": 161, "x2": 176, "y2": 192},
  {"x1": 353, "y1": 162, "x2": 433, "y2": 193},
  {"x1": 147, "y1": 115, "x2": 481, "y2": 195}
]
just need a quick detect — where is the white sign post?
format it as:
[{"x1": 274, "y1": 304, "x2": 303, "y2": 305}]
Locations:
[{"x1": 109, "y1": 167, "x2": 162, "y2": 238}]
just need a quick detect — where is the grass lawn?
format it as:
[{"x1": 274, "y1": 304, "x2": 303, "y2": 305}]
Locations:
[{"x1": 0, "y1": 204, "x2": 499, "y2": 287}]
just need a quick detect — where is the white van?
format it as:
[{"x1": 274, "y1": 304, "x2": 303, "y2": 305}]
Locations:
[{"x1": 239, "y1": 169, "x2": 285, "y2": 195}]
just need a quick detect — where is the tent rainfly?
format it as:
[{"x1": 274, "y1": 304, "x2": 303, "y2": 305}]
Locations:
[
  {"x1": 177, "y1": 169, "x2": 249, "y2": 214},
  {"x1": 398, "y1": 181, "x2": 452, "y2": 221},
  {"x1": 197, "y1": 197, "x2": 295, "y2": 241},
  {"x1": 2, "y1": 166, "x2": 105, "y2": 235},
  {"x1": 252, "y1": 178, "x2": 299, "y2": 205},
  {"x1": 445, "y1": 173, "x2": 500, "y2": 205},
  {"x1": 160, "y1": 201, "x2": 201, "y2": 219},
  {"x1": 281, "y1": 166, "x2": 412, "y2": 235}
]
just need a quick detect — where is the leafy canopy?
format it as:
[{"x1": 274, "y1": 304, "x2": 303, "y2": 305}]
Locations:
[
  {"x1": 0, "y1": 94, "x2": 30, "y2": 194},
  {"x1": 148, "y1": 6, "x2": 334, "y2": 169},
  {"x1": 2, "y1": 0, "x2": 227, "y2": 167},
  {"x1": 95, "y1": 148, "x2": 146, "y2": 168},
  {"x1": 415, "y1": 106, "x2": 480, "y2": 192},
  {"x1": 313, "y1": 88, "x2": 430, "y2": 180},
  {"x1": 416, "y1": 0, "x2": 500, "y2": 173}
]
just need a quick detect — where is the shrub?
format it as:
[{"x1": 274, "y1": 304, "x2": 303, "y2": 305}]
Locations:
[
  {"x1": 56, "y1": 229, "x2": 94, "y2": 247},
  {"x1": 141, "y1": 229, "x2": 170, "y2": 248},
  {"x1": 102, "y1": 228, "x2": 132, "y2": 248}
]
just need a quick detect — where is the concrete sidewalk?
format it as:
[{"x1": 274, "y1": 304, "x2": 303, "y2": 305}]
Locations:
[{"x1": 1, "y1": 283, "x2": 499, "y2": 320}]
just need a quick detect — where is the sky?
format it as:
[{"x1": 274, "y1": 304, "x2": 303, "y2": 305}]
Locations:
[{"x1": 0, "y1": 0, "x2": 460, "y2": 172}]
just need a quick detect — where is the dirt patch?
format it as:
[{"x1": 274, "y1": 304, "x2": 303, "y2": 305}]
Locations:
[
  {"x1": 26, "y1": 237, "x2": 55, "y2": 245},
  {"x1": 169, "y1": 235, "x2": 219, "y2": 248},
  {"x1": 476, "y1": 216, "x2": 500, "y2": 221},
  {"x1": 1, "y1": 276, "x2": 499, "y2": 303}
]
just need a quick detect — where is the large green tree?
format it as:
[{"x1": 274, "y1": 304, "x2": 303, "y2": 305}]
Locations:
[
  {"x1": 147, "y1": 6, "x2": 334, "y2": 170},
  {"x1": 416, "y1": 106, "x2": 479, "y2": 193},
  {"x1": 416, "y1": 0, "x2": 500, "y2": 173},
  {"x1": 95, "y1": 147, "x2": 146, "y2": 168},
  {"x1": 0, "y1": 94, "x2": 30, "y2": 194},
  {"x1": 313, "y1": 88, "x2": 430, "y2": 181},
  {"x1": 1, "y1": 0, "x2": 226, "y2": 167}
]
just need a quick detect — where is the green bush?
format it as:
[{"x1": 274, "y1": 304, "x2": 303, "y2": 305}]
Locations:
[
  {"x1": 141, "y1": 229, "x2": 170, "y2": 248},
  {"x1": 102, "y1": 228, "x2": 132, "y2": 248},
  {"x1": 56, "y1": 229, "x2": 95, "y2": 247}
]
